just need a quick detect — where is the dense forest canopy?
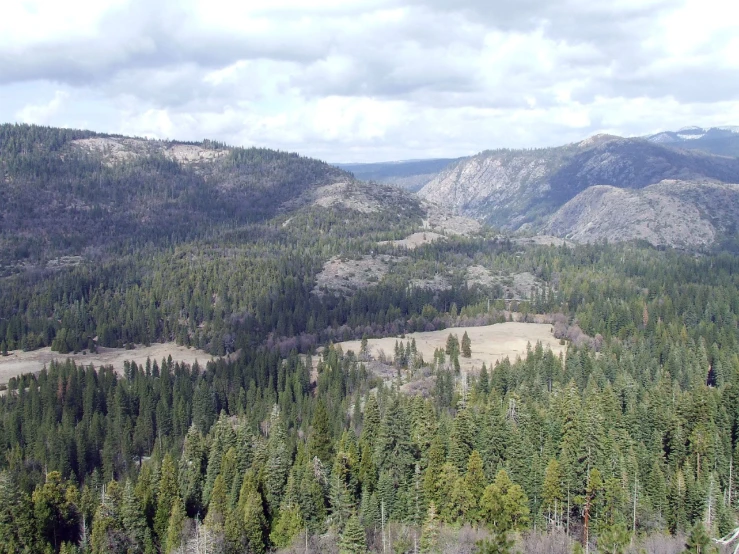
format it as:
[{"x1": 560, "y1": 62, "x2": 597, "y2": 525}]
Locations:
[{"x1": 1, "y1": 125, "x2": 739, "y2": 553}]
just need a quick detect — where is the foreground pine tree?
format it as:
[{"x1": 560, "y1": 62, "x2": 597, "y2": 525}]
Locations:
[{"x1": 339, "y1": 514, "x2": 367, "y2": 554}]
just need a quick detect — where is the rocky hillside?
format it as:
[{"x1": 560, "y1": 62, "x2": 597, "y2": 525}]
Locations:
[
  {"x1": 544, "y1": 180, "x2": 739, "y2": 248},
  {"x1": 417, "y1": 134, "x2": 739, "y2": 238}
]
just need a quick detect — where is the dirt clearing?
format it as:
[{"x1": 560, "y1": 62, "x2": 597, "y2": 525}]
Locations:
[
  {"x1": 336, "y1": 322, "x2": 564, "y2": 374},
  {"x1": 0, "y1": 343, "x2": 214, "y2": 384}
]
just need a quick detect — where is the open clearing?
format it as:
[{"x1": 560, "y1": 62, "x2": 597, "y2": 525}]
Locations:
[
  {"x1": 0, "y1": 343, "x2": 214, "y2": 384},
  {"x1": 336, "y1": 322, "x2": 565, "y2": 374}
]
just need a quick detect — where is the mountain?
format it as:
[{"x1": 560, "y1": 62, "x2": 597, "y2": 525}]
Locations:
[
  {"x1": 0, "y1": 123, "x2": 484, "y2": 356},
  {"x1": 417, "y1": 134, "x2": 739, "y2": 246},
  {"x1": 336, "y1": 158, "x2": 461, "y2": 192},
  {"x1": 647, "y1": 125, "x2": 739, "y2": 157},
  {"x1": 544, "y1": 180, "x2": 739, "y2": 248},
  {"x1": 0, "y1": 123, "x2": 423, "y2": 268}
]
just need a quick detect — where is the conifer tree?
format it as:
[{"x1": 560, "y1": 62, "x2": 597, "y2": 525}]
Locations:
[
  {"x1": 683, "y1": 521, "x2": 712, "y2": 554},
  {"x1": 420, "y1": 501, "x2": 439, "y2": 553},
  {"x1": 178, "y1": 425, "x2": 206, "y2": 516},
  {"x1": 374, "y1": 395, "x2": 416, "y2": 483},
  {"x1": 121, "y1": 480, "x2": 149, "y2": 553},
  {"x1": 155, "y1": 454, "x2": 179, "y2": 544},
  {"x1": 308, "y1": 399, "x2": 333, "y2": 464},
  {"x1": 339, "y1": 514, "x2": 367, "y2": 554},
  {"x1": 465, "y1": 450, "x2": 487, "y2": 522},
  {"x1": 242, "y1": 490, "x2": 266, "y2": 554},
  {"x1": 265, "y1": 405, "x2": 291, "y2": 514},
  {"x1": 449, "y1": 408, "x2": 475, "y2": 472},
  {"x1": 461, "y1": 332, "x2": 472, "y2": 358},
  {"x1": 270, "y1": 504, "x2": 303, "y2": 548},
  {"x1": 164, "y1": 498, "x2": 185, "y2": 554}
]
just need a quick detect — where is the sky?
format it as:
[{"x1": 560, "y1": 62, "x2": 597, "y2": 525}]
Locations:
[{"x1": 1, "y1": 0, "x2": 738, "y2": 162}]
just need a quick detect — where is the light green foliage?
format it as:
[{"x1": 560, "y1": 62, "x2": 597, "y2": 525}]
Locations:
[
  {"x1": 480, "y1": 470, "x2": 530, "y2": 532},
  {"x1": 164, "y1": 499, "x2": 185, "y2": 554}
]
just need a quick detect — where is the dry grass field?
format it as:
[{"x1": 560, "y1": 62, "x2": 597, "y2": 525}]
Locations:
[
  {"x1": 0, "y1": 343, "x2": 214, "y2": 384},
  {"x1": 336, "y1": 321, "x2": 565, "y2": 374}
]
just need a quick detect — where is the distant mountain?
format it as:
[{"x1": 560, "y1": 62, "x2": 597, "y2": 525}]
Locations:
[
  {"x1": 417, "y1": 134, "x2": 739, "y2": 247},
  {"x1": 336, "y1": 158, "x2": 461, "y2": 192},
  {"x1": 419, "y1": 135, "x2": 739, "y2": 227},
  {"x1": 647, "y1": 126, "x2": 739, "y2": 157},
  {"x1": 544, "y1": 180, "x2": 739, "y2": 248}
]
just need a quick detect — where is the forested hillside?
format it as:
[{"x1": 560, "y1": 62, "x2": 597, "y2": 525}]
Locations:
[
  {"x1": 0, "y1": 124, "x2": 349, "y2": 265},
  {"x1": 2, "y1": 124, "x2": 739, "y2": 553},
  {"x1": 3, "y1": 240, "x2": 739, "y2": 553}
]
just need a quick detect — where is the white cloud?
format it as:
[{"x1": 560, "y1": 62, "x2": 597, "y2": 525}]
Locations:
[
  {"x1": 15, "y1": 90, "x2": 70, "y2": 124},
  {"x1": 0, "y1": 0, "x2": 737, "y2": 161}
]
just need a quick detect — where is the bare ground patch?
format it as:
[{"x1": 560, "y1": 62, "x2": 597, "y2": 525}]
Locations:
[
  {"x1": 423, "y1": 203, "x2": 482, "y2": 235},
  {"x1": 313, "y1": 254, "x2": 400, "y2": 295},
  {"x1": 71, "y1": 138, "x2": 227, "y2": 166},
  {"x1": 466, "y1": 266, "x2": 542, "y2": 300},
  {"x1": 0, "y1": 343, "x2": 214, "y2": 384}
]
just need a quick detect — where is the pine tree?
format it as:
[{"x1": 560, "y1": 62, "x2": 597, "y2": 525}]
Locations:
[
  {"x1": 465, "y1": 450, "x2": 487, "y2": 522},
  {"x1": 178, "y1": 425, "x2": 206, "y2": 516},
  {"x1": 308, "y1": 399, "x2": 333, "y2": 464},
  {"x1": 121, "y1": 480, "x2": 149, "y2": 553},
  {"x1": 374, "y1": 395, "x2": 416, "y2": 484},
  {"x1": 155, "y1": 454, "x2": 179, "y2": 544},
  {"x1": 683, "y1": 521, "x2": 712, "y2": 554},
  {"x1": 270, "y1": 504, "x2": 303, "y2": 548},
  {"x1": 474, "y1": 532, "x2": 513, "y2": 554},
  {"x1": 461, "y1": 332, "x2": 472, "y2": 358},
  {"x1": 449, "y1": 408, "x2": 475, "y2": 472},
  {"x1": 164, "y1": 499, "x2": 185, "y2": 554},
  {"x1": 242, "y1": 490, "x2": 266, "y2": 554},
  {"x1": 542, "y1": 458, "x2": 564, "y2": 527},
  {"x1": 480, "y1": 470, "x2": 529, "y2": 532},
  {"x1": 597, "y1": 521, "x2": 630, "y2": 554},
  {"x1": 339, "y1": 514, "x2": 367, "y2": 554},
  {"x1": 420, "y1": 501, "x2": 439, "y2": 553},
  {"x1": 204, "y1": 474, "x2": 228, "y2": 533},
  {"x1": 265, "y1": 405, "x2": 291, "y2": 514},
  {"x1": 478, "y1": 364, "x2": 490, "y2": 395}
]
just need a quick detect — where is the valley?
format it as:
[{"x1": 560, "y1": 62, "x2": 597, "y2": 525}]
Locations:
[{"x1": 1, "y1": 123, "x2": 739, "y2": 554}]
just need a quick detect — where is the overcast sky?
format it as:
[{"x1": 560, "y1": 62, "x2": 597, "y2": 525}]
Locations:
[{"x1": 1, "y1": 0, "x2": 738, "y2": 162}]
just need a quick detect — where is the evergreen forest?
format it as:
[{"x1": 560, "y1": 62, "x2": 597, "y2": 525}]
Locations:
[{"x1": 1, "y1": 125, "x2": 739, "y2": 553}]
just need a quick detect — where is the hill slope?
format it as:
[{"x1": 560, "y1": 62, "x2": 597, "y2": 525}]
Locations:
[
  {"x1": 417, "y1": 135, "x2": 739, "y2": 246},
  {"x1": 418, "y1": 135, "x2": 739, "y2": 226},
  {"x1": 544, "y1": 180, "x2": 739, "y2": 248},
  {"x1": 0, "y1": 124, "x2": 420, "y2": 266}
]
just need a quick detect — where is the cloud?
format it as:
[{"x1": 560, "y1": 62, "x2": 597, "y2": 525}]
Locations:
[
  {"x1": 0, "y1": 0, "x2": 737, "y2": 161},
  {"x1": 15, "y1": 90, "x2": 70, "y2": 124}
]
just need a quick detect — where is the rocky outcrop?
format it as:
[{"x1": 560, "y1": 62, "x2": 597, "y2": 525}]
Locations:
[{"x1": 544, "y1": 180, "x2": 739, "y2": 248}]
